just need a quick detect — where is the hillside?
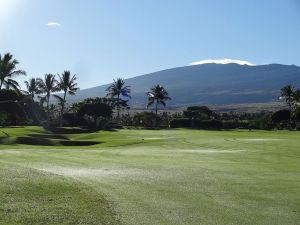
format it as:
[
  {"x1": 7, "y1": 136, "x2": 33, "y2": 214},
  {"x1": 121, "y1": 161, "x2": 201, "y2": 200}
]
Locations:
[{"x1": 66, "y1": 63, "x2": 300, "y2": 107}]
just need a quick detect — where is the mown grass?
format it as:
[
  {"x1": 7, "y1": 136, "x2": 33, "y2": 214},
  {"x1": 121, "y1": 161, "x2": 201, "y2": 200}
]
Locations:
[{"x1": 0, "y1": 126, "x2": 299, "y2": 225}]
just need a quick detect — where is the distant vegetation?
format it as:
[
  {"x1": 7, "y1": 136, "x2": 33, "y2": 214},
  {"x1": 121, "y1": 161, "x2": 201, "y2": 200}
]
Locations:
[{"x1": 0, "y1": 52, "x2": 300, "y2": 130}]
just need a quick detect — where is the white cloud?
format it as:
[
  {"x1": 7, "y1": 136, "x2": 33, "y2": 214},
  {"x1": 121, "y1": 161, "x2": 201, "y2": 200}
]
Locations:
[
  {"x1": 46, "y1": 22, "x2": 61, "y2": 27},
  {"x1": 189, "y1": 58, "x2": 255, "y2": 66}
]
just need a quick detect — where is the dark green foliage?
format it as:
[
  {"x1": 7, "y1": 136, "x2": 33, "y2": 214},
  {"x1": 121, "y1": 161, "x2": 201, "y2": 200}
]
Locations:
[
  {"x1": 280, "y1": 84, "x2": 295, "y2": 111},
  {"x1": 222, "y1": 120, "x2": 250, "y2": 129},
  {"x1": 294, "y1": 107, "x2": 300, "y2": 120},
  {"x1": 62, "y1": 113, "x2": 78, "y2": 126},
  {"x1": 170, "y1": 118, "x2": 223, "y2": 130},
  {"x1": 70, "y1": 97, "x2": 116, "y2": 112},
  {"x1": 133, "y1": 112, "x2": 156, "y2": 128},
  {"x1": 0, "y1": 101, "x2": 27, "y2": 125},
  {"x1": 271, "y1": 109, "x2": 291, "y2": 123},
  {"x1": 250, "y1": 113, "x2": 274, "y2": 130},
  {"x1": 22, "y1": 100, "x2": 47, "y2": 125},
  {"x1": 77, "y1": 103, "x2": 113, "y2": 119},
  {"x1": 170, "y1": 118, "x2": 192, "y2": 128},
  {"x1": 0, "y1": 89, "x2": 22, "y2": 101},
  {"x1": 0, "y1": 89, "x2": 46, "y2": 125},
  {"x1": 76, "y1": 102, "x2": 113, "y2": 129},
  {"x1": 183, "y1": 106, "x2": 213, "y2": 120}
]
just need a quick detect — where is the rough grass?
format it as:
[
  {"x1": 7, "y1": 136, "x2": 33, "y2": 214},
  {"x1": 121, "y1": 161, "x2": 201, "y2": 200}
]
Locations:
[{"x1": 0, "y1": 126, "x2": 299, "y2": 225}]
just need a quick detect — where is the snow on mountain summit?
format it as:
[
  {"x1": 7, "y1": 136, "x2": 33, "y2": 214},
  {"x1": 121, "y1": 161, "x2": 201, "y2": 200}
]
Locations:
[{"x1": 189, "y1": 58, "x2": 255, "y2": 66}]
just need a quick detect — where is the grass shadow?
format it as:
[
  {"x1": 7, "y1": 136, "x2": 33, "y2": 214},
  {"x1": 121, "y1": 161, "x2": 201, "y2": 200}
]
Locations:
[
  {"x1": 17, "y1": 137, "x2": 55, "y2": 146},
  {"x1": 45, "y1": 127, "x2": 95, "y2": 134},
  {"x1": 14, "y1": 137, "x2": 101, "y2": 146},
  {"x1": 28, "y1": 134, "x2": 69, "y2": 140},
  {"x1": 60, "y1": 141, "x2": 101, "y2": 146}
]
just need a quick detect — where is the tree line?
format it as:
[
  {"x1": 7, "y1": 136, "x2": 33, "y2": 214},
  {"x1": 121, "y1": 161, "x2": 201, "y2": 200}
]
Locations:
[
  {"x1": 1, "y1": 52, "x2": 300, "y2": 130},
  {"x1": 0, "y1": 52, "x2": 171, "y2": 128}
]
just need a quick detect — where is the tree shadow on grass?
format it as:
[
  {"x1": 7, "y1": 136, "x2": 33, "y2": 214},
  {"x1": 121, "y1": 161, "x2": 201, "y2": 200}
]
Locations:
[
  {"x1": 0, "y1": 136, "x2": 102, "y2": 146},
  {"x1": 27, "y1": 134, "x2": 69, "y2": 140},
  {"x1": 17, "y1": 137, "x2": 54, "y2": 146},
  {"x1": 45, "y1": 127, "x2": 95, "y2": 134},
  {"x1": 60, "y1": 141, "x2": 102, "y2": 146}
]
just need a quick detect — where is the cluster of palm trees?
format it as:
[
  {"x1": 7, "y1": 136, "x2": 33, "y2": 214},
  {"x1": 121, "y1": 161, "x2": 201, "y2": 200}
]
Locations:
[
  {"x1": 0, "y1": 52, "x2": 79, "y2": 126},
  {"x1": 24, "y1": 72, "x2": 79, "y2": 126},
  {"x1": 1, "y1": 52, "x2": 172, "y2": 127},
  {"x1": 105, "y1": 79, "x2": 171, "y2": 121}
]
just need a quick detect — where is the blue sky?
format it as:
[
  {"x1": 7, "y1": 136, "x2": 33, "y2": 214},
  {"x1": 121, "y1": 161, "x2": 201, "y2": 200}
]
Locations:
[{"x1": 1, "y1": 0, "x2": 300, "y2": 89}]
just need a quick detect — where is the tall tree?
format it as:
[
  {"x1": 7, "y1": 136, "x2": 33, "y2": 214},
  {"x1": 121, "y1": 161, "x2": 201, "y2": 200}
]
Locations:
[
  {"x1": 280, "y1": 84, "x2": 295, "y2": 112},
  {"x1": 147, "y1": 84, "x2": 171, "y2": 126},
  {"x1": 24, "y1": 78, "x2": 39, "y2": 100},
  {"x1": 0, "y1": 53, "x2": 26, "y2": 90},
  {"x1": 293, "y1": 89, "x2": 300, "y2": 105},
  {"x1": 106, "y1": 78, "x2": 131, "y2": 120},
  {"x1": 37, "y1": 74, "x2": 58, "y2": 109},
  {"x1": 57, "y1": 71, "x2": 79, "y2": 126}
]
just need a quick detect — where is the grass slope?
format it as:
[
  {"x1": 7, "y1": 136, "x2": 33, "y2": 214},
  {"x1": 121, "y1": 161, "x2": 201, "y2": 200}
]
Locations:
[{"x1": 0, "y1": 126, "x2": 299, "y2": 225}]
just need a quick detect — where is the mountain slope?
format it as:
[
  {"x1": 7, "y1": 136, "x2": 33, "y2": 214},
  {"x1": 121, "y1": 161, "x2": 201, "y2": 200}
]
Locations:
[{"x1": 68, "y1": 63, "x2": 300, "y2": 107}]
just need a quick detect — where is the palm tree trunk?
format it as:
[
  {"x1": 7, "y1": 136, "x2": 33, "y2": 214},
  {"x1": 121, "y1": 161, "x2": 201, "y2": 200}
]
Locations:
[
  {"x1": 117, "y1": 94, "x2": 120, "y2": 120},
  {"x1": 47, "y1": 93, "x2": 50, "y2": 109},
  {"x1": 288, "y1": 98, "x2": 293, "y2": 126},
  {"x1": 155, "y1": 100, "x2": 158, "y2": 127},
  {"x1": 46, "y1": 93, "x2": 50, "y2": 120},
  {"x1": 60, "y1": 91, "x2": 67, "y2": 127}
]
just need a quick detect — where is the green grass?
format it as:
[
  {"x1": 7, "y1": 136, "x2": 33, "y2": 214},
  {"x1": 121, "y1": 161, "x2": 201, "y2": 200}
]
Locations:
[{"x1": 0, "y1": 126, "x2": 299, "y2": 225}]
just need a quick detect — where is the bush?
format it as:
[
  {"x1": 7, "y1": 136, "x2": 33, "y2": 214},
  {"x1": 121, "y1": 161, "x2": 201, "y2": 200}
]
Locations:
[
  {"x1": 222, "y1": 120, "x2": 249, "y2": 129},
  {"x1": 0, "y1": 101, "x2": 28, "y2": 125},
  {"x1": 271, "y1": 109, "x2": 291, "y2": 123},
  {"x1": 132, "y1": 112, "x2": 156, "y2": 128},
  {"x1": 77, "y1": 103, "x2": 113, "y2": 120},
  {"x1": 170, "y1": 118, "x2": 192, "y2": 128},
  {"x1": 183, "y1": 106, "x2": 213, "y2": 120},
  {"x1": 0, "y1": 89, "x2": 22, "y2": 101},
  {"x1": 170, "y1": 118, "x2": 222, "y2": 130},
  {"x1": 194, "y1": 119, "x2": 223, "y2": 129}
]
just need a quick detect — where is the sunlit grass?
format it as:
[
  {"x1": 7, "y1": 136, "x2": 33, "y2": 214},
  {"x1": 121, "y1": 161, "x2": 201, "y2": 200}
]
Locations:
[{"x1": 0, "y1": 126, "x2": 299, "y2": 225}]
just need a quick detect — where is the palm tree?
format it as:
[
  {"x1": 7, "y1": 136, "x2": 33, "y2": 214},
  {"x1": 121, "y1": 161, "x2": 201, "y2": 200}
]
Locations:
[
  {"x1": 24, "y1": 78, "x2": 39, "y2": 100},
  {"x1": 37, "y1": 74, "x2": 58, "y2": 110},
  {"x1": 106, "y1": 78, "x2": 131, "y2": 120},
  {"x1": 57, "y1": 71, "x2": 79, "y2": 126},
  {"x1": 293, "y1": 89, "x2": 300, "y2": 103},
  {"x1": 147, "y1": 84, "x2": 171, "y2": 126},
  {"x1": 0, "y1": 53, "x2": 26, "y2": 90},
  {"x1": 281, "y1": 84, "x2": 295, "y2": 112}
]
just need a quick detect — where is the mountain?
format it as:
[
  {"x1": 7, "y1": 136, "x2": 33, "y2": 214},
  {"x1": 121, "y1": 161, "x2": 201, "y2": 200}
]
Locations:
[{"x1": 67, "y1": 63, "x2": 300, "y2": 107}]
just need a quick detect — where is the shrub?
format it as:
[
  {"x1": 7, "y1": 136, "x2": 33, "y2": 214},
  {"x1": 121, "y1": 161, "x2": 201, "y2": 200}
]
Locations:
[
  {"x1": 222, "y1": 120, "x2": 249, "y2": 129},
  {"x1": 271, "y1": 109, "x2": 291, "y2": 123},
  {"x1": 170, "y1": 118, "x2": 222, "y2": 130},
  {"x1": 170, "y1": 118, "x2": 192, "y2": 128}
]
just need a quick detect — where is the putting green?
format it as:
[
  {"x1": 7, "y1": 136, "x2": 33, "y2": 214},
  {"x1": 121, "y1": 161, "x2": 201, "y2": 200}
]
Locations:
[{"x1": 0, "y1": 127, "x2": 299, "y2": 225}]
